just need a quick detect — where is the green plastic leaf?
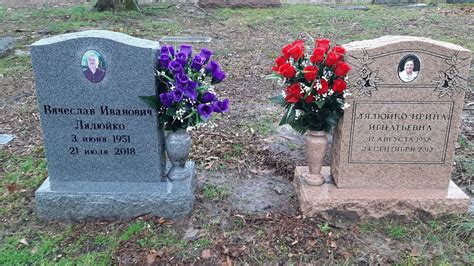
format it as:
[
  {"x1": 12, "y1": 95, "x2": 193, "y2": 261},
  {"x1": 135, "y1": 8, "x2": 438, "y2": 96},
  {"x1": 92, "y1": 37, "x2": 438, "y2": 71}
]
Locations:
[
  {"x1": 161, "y1": 73, "x2": 174, "y2": 82},
  {"x1": 266, "y1": 73, "x2": 284, "y2": 80},
  {"x1": 196, "y1": 85, "x2": 209, "y2": 92},
  {"x1": 139, "y1": 96, "x2": 160, "y2": 110},
  {"x1": 166, "y1": 108, "x2": 176, "y2": 116},
  {"x1": 269, "y1": 95, "x2": 285, "y2": 105},
  {"x1": 315, "y1": 100, "x2": 325, "y2": 109}
]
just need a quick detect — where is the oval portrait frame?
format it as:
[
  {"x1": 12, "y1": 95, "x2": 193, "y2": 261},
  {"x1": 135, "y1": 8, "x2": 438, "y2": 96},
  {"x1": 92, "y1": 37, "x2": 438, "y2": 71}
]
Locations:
[
  {"x1": 81, "y1": 50, "x2": 106, "y2": 83},
  {"x1": 397, "y1": 54, "x2": 421, "y2": 83}
]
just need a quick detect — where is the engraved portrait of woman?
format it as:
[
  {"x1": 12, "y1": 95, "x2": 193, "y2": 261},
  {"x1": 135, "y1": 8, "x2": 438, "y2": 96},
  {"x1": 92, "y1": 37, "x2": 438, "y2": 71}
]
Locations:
[{"x1": 398, "y1": 54, "x2": 420, "y2": 83}]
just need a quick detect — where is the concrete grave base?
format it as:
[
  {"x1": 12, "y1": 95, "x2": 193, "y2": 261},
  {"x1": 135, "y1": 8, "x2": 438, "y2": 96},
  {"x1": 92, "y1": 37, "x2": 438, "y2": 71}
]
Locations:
[
  {"x1": 294, "y1": 166, "x2": 469, "y2": 221},
  {"x1": 36, "y1": 161, "x2": 196, "y2": 221}
]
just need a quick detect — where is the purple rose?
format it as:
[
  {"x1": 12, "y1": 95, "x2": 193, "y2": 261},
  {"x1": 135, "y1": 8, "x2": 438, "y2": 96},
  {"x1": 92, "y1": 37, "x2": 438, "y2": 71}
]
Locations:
[
  {"x1": 183, "y1": 86, "x2": 197, "y2": 101},
  {"x1": 212, "y1": 99, "x2": 229, "y2": 113},
  {"x1": 191, "y1": 55, "x2": 206, "y2": 71},
  {"x1": 199, "y1": 48, "x2": 213, "y2": 64},
  {"x1": 179, "y1": 44, "x2": 192, "y2": 57},
  {"x1": 168, "y1": 61, "x2": 183, "y2": 74},
  {"x1": 172, "y1": 89, "x2": 184, "y2": 102},
  {"x1": 205, "y1": 61, "x2": 219, "y2": 74},
  {"x1": 161, "y1": 45, "x2": 175, "y2": 57},
  {"x1": 160, "y1": 53, "x2": 171, "y2": 68},
  {"x1": 175, "y1": 73, "x2": 189, "y2": 87},
  {"x1": 188, "y1": 80, "x2": 199, "y2": 90},
  {"x1": 212, "y1": 68, "x2": 226, "y2": 83},
  {"x1": 160, "y1": 45, "x2": 169, "y2": 56},
  {"x1": 159, "y1": 92, "x2": 173, "y2": 107},
  {"x1": 175, "y1": 51, "x2": 188, "y2": 66},
  {"x1": 202, "y1": 92, "x2": 217, "y2": 103},
  {"x1": 197, "y1": 104, "x2": 213, "y2": 119}
]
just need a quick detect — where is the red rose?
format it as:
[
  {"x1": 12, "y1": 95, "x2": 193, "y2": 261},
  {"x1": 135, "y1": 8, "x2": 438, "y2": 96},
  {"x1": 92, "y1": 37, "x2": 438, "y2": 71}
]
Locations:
[
  {"x1": 288, "y1": 40, "x2": 305, "y2": 60},
  {"x1": 285, "y1": 83, "x2": 303, "y2": 103},
  {"x1": 325, "y1": 52, "x2": 341, "y2": 67},
  {"x1": 334, "y1": 61, "x2": 351, "y2": 77},
  {"x1": 316, "y1": 79, "x2": 329, "y2": 95},
  {"x1": 332, "y1": 79, "x2": 347, "y2": 94},
  {"x1": 331, "y1": 45, "x2": 346, "y2": 55},
  {"x1": 282, "y1": 43, "x2": 293, "y2": 59},
  {"x1": 275, "y1": 56, "x2": 287, "y2": 66},
  {"x1": 310, "y1": 47, "x2": 326, "y2": 64},
  {"x1": 304, "y1": 94, "x2": 315, "y2": 103},
  {"x1": 272, "y1": 56, "x2": 288, "y2": 71},
  {"x1": 303, "y1": 65, "x2": 319, "y2": 82},
  {"x1": 316, "y1": 38, "x2": 331, "y2": 52},
  {"x1": 278, "y1": 63, "x2": 296, "y2": 79}
]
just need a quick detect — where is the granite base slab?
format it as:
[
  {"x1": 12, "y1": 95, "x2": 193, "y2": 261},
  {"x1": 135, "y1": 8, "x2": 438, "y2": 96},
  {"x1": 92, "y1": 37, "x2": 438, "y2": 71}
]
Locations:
[
  {"x1": 36, "y1": 162, "x2": 196, "y2": 221},
  {"x1": 294, "y1": 166, "x2": 469, "y2": 221}
]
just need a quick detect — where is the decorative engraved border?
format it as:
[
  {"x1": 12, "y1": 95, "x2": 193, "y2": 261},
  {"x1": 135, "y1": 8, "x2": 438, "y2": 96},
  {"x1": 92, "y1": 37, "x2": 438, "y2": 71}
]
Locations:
[
  {"x1": 347, "y1": 101, "x2": 454, "y2": 164},
  {"x1": 348, "y1": 49, "x2": 470, "y2": 98},
  {"x1": 433, "y1": 52, "x2": 469, "y2": 98},
  {"x1": 348, "y1": 49, "x2": 383, "y2": 98}
]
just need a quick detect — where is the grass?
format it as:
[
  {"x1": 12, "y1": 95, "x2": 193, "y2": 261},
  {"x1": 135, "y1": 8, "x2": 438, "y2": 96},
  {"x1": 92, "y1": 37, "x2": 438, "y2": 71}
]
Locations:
[
  {"x1": 0, "y1": 2, "x2": 473, "y2": 264},
  {"x1": 0, "y1": 54, "x2": 31, "y2": 75},
  {"x1": 318, "y1": 222, "x2": 331, "y2": 234},
  {"x1": 356, "y1": 217, "x2": 474, "y2": 264},
  {"x1": 385, "y1": 225, "x2": 408, "y2": 239},
  {"x1": 245, "y1": 116, "x2": 278, "y2": 137},
  {"x1": 201, "y1": 183, "x2": 231, "y2": 201},
  {"x1": 0, "y1": 147, "x2": 47, "y2": 219},
  {"x1": 121, "y1": 221, "x2": 147, "y2": 241},
  {"x1": 0, "y1": 3, "x2": 183, "y2": 39},
  {"x1": 453, "y1": 134, "x2": 474, "y2": 186}
]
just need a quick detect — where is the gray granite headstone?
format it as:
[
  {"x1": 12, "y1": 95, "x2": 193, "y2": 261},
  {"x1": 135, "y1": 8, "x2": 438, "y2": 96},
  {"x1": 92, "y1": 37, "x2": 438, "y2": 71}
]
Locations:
[
  {"x1": 159, "y1": 36, "x2": 212, "y2": 43},
  {"x1": 32, "y1": 30, "x2": 195, "y2": 221},
  {"x1": 0, "y1": 37, "x2": 15, "y2": 57}
]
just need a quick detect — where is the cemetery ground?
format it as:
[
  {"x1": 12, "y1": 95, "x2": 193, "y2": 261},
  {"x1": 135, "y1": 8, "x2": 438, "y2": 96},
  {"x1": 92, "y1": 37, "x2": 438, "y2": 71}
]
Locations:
[{"x1": 1, "y1": 2, "x2": 473, "y2": 264}]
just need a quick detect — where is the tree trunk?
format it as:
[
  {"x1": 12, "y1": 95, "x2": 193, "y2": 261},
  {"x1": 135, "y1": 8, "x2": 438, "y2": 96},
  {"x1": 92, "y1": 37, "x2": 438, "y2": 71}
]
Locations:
[{"x1": 94, "y1": 0, "x2": 140, "y2": 12}]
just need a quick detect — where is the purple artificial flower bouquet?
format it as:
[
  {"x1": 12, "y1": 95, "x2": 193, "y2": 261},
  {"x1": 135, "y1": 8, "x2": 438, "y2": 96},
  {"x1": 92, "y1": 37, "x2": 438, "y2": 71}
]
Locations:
[{"x1": 141, "y1": 44, "x2": 229, "y2": 132}]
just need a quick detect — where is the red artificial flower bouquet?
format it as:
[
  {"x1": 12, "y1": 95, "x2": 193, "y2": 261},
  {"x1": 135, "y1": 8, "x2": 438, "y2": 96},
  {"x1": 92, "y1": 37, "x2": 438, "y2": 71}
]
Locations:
[{"x1": 270, "y1": 38, "x2": 351, "y2": 133}]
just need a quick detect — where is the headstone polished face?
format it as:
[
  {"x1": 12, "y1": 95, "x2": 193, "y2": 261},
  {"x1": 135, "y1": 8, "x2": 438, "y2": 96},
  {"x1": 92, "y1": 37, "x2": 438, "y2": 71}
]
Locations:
[
  {"x1": 331, "y1": 36, "x2": 471, "y2": 189},
  {"x1": 32, "y1": 30, "x2": 165, "y2": 183},
  {"x1": 32, "y1": 30, "x2": 195, "y2": 221}
]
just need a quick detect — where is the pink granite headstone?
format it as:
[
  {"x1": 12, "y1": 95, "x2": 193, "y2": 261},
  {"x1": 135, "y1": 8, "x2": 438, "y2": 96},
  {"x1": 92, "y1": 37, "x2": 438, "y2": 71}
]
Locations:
[{"x1": 294, "y1": 36, "x2": 471, "y2": 220}]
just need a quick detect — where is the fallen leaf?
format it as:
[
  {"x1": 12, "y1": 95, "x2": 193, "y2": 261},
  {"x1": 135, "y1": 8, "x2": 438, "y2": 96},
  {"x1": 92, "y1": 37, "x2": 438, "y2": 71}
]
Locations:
[
  {"x1": 31, "y1": 246, "x2": 38, "y2": 254},
  {"x1": 330, "y1": 241, "x2": 337, "y2": 249},
  {"x1": 201, "y1": 249, "x2": 212, "y2": 258},
  {"x1": 7, "y1": 183, "x2": 17, "y2": 193},
  {"x1": 226, "y1": 256, "x2": 233, "y2": 266},
  {"x1": 19, "y1": 238, "x2": 29, "y2": 246},
  {"x1": 146, "y1": 251, "x2": 157, "y2": 265}
]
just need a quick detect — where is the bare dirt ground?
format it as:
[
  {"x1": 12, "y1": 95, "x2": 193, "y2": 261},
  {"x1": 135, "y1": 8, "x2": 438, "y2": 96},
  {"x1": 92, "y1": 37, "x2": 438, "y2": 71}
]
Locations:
[{"x1": 0, "y1": 3, "x2": 473, "y2": 264}]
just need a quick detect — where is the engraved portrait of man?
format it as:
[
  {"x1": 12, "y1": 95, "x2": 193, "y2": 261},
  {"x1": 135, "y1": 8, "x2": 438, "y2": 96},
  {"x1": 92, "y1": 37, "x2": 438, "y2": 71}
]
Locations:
[{"x1": 82, "y1": 50, "x2": 106, "y2": 83}]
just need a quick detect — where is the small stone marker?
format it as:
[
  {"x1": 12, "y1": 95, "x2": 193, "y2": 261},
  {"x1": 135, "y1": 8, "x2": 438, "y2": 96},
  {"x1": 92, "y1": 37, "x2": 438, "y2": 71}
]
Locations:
[
  {"x1": 32, "y1": 30, "x2": 195, "y2": 221},
  {"x1": 0, "y1": 134, "x2": 15, "y2": 145},
  {"x1": 199, "y1": 0, "x2": 281, "y2": 8},
  {"x1": 159, "y1": 36, "x2": 212, "y2": 43},
  {"x1": 0, "y1": 37, "x2": 14, "y2": 57},
  {"x1": 294, "y1": 36, "x2": 471, "y2": 219},
  {"x1": 333, "y1": 6, "x2": 369, "y2": 11}
]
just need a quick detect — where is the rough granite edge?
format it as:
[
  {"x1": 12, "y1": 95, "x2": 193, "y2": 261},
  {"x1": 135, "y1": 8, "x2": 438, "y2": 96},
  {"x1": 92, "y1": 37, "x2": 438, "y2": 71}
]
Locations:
[
  {"x1": 343, "y1": 35, "x2": 472, "y2": 52},
  {"x1": 294, "y1": 166, "x2": 470, "y2": 221},
  {"x1": 31, "y1": 30, "x2": 159, "y2": 49},
  {"x1": 35, "y1": 161, "x2": 196, "y2": 221}
]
